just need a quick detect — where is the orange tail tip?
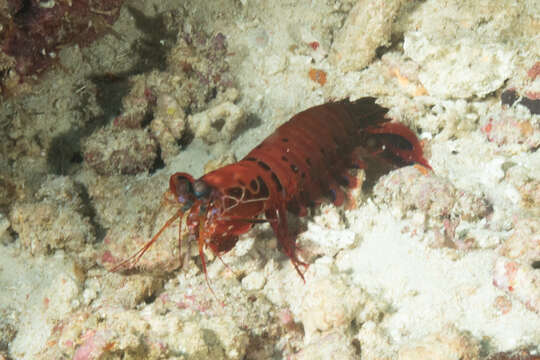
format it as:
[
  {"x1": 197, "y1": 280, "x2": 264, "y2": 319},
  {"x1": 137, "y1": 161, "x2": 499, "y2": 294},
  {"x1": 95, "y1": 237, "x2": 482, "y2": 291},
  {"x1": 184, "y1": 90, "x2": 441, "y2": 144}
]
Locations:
[
  {"x1": 366, "y1": 122, "x2": 431, "y2": 170},
  {"x1": 414, "y1": 163, "x2": 431, "y2": 176}
]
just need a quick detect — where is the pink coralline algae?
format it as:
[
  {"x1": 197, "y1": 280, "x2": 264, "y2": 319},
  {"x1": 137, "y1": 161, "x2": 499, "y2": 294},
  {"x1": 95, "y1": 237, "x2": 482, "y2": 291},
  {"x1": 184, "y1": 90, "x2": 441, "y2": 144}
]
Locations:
[{"x1": 493, "y1": 217, "x2": 540, "y2": 314}]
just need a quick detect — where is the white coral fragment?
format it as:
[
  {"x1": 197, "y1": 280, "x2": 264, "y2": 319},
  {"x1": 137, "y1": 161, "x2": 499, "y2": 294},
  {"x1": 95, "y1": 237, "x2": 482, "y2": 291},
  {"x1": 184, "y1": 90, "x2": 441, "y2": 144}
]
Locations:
[
  {"x1": 404, "y1": 32, "x2": 514, "y2": 99},
  {"x1": 297, "y1": 274, "x2": 366, "y2": 341},
  {"x1": 151, "y1": 94, "x2": 186, "y2": 160},
  {"x1": 330, "y1": 0, "x2": 406, "y2": 72},
  {"x1": 397, "y1": 324, "x2": 479, "y2": 360},
  {"x1": 292, "y1": 331, "x2": 357, "y2": 360},
  {"x1": 189, "y1": 101, "x2": 246, "y2": 144}
]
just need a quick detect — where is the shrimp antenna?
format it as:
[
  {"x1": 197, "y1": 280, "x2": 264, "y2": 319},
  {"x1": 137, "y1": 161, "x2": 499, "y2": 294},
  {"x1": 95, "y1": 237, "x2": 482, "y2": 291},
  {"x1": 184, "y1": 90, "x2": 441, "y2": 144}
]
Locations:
[{"x1": 110, "y1": 210, "x2": 183, "y2": 272}]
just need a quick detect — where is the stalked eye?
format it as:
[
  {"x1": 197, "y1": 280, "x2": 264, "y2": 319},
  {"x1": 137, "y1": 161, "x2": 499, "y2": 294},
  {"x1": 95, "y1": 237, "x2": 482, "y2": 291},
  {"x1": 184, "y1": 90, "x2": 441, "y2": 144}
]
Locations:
[
  {"x1": 169, "y1": 172, "x2": 196, "y2": 204},
  {"x1": 175, "y1": 176, "x2": 193, "y2": 198},
  {"x1": 193, "y1": 179, "x2": 210, "y2": 198}
]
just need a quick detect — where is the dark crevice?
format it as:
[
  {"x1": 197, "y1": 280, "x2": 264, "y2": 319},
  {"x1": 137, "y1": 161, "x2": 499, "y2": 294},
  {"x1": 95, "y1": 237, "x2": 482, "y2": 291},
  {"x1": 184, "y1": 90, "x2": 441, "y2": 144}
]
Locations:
[
  {"x1": 375, "y1": 44, "x2": 391, "y2": 59},
  {"x1": 74, "y1": 181, "x2": 106, "y2": 242},
  {"x1": 177, "y1": 130, "x2": 195, "y2": 148},
  {"x1": 143, "y1": 292, "x2": 157, "y2": 305},
  {"x1": 47, "y1": 6, "x2": 181, "y2": 175},
  {"x1": 235, "y1": 113, "x2": 262, "y2": 137},
  {"x1": 149, "y1": 146, "x2": 165, "y2": 174},
  {"x1": 211, "y1": 117, "x2": 225, "y2": 132},
  {"x1": 501, "y1": 89, "x2": 518, "y2": 106},
  {"x1": 140, "y1": 109, "x2": 154, "y2": 128},
  {"x1": 71, "y1": 151, "x2": 83, "y2": 164}
]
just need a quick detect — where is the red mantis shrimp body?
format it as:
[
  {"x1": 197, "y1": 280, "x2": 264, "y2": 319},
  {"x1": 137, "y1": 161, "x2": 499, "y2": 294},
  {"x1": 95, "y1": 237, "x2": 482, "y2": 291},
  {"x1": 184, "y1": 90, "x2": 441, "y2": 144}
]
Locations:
[{"x1": 113, "y1": 97, "x2": 430, "y2": 281}]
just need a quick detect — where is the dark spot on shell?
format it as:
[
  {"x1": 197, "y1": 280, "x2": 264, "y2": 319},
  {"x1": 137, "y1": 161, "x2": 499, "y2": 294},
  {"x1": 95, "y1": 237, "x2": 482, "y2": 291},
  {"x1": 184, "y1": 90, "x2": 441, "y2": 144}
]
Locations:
[
  {"x1": 226, "y1": 187, "x2": 243, "y2": 198},
  {"x1": 382, "y1": 134, "x2": 413, "y2": 150},
  {"x1": 270, "y1": 172, "x2": 283, "y2": 192},
  {"x1": 290, "y1": 164, "x2": 298, "y2": 173},
  {"x1": 257, "y1": 176, "x2": 270, "y2": 197},
  {"x1": 257, "y1": 161, "x2": 271, "y2": 171},
  {"x1": 328, "y1": 188, "x2": 336, "y2": 202}
]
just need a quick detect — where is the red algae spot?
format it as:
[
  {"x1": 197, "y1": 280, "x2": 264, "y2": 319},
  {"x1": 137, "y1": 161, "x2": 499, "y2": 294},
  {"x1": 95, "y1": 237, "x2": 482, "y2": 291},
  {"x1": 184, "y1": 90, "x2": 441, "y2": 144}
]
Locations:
[
  {"x1": 101, "y1": 250, "x2": 116, "y2": 264},
  {"x1": 176, "y1": 301, "x2": 189, "y2": 309},
  {"x1": 277, "y1": 308, "x2": 294, "y2": 325},
  {"x1": 308, "y1": 41, "x2": 320, "y2": 50},
  {"x1": 308, "y1": 68, "x2": 327, "y2": 85},
  {"x1": 73, "y1": 330, "x2": 98, "y2": 360},
  {"x1": 159, "y1": 293, "x2": 170, "y2": 304},
  {"x1": 493, "y1": 295, "x2": 512, "y2": 315},
  {"x1": 525, "y1": 91, "x2": 540, "y2": 100},
  {"x1": 144, "y1": 87, "x2": 157, "y2": 104},
  {"x1": 527, "y1": 61, "x2": 540, "y2": 80},
  {"x1": 482, "y1": 118, "x2": 493, "y2": 140}
]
